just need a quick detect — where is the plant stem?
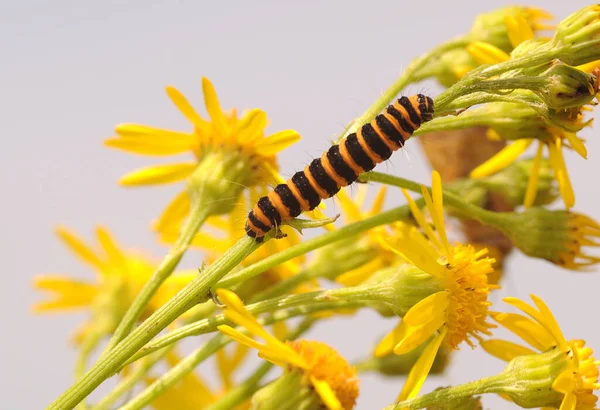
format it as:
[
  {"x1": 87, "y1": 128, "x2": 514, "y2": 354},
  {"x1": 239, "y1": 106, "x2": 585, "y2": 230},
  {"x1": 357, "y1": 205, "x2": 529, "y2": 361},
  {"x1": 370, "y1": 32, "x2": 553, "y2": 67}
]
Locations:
[
  {"x1": 360, "y1": 172, "x2": 503, "y2": 226},
  {"x1": 91, "y1": 348, "x2": 170, "y2": 410},
  {"x1": 337, "y1": 37, "x2": 470, "y2": 140},
  {"x1": 124, "y1": 298, "x2": 362, "y2": 364},
  {"x1": 102, "y1": 198, "x2": 213, "y2": 355},
  {"x1": 74, "y1": 328, "x2": 103, "y2": 410},
  {"x1": 120, "y1": 316, "x2": 316, "y2": 410},
  {"x1": 215, "y1": 204, "x2": 412, "y2": 291},
  {"x1": 383, "y1": 373, "x2": 510, "y2": 409},
  {"x1": 47, "y1": 236, "x2": 261, "y2": 410}
]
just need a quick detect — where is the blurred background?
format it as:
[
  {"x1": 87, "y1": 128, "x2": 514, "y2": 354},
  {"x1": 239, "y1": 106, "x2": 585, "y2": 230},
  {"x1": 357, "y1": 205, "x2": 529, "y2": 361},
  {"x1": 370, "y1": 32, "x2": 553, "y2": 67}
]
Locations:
[{"x1": 2, "y1": 1, "x2": 598, "y2": 408}]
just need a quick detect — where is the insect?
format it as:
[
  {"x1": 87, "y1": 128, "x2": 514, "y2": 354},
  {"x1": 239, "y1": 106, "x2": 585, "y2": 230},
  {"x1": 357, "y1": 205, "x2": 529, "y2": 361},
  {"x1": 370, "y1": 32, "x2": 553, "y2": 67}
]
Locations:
[{"x1": 245, "y1": 94, "x2": 434, "y2": 241}]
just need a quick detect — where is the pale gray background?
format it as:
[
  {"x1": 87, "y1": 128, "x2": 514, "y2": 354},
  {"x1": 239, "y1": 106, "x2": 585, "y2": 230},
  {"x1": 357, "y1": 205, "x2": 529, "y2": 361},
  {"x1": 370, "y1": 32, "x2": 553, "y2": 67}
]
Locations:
[{"x1": 2, "y1": 1, "x2": 599, "y2": 409}]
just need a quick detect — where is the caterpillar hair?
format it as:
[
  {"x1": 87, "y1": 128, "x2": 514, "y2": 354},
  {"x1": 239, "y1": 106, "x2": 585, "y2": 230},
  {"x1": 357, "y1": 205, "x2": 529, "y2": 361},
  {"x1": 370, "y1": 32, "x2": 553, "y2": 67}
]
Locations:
[{"x1": 246, "y1": 94, "x2": 434, "y2": 241}]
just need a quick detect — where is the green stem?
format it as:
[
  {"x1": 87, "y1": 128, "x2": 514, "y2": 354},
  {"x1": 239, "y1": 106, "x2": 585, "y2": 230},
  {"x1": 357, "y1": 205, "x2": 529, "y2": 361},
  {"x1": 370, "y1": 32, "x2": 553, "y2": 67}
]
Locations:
[
  {"x1": 120, "y1": 335, "x2": 228, "y2": 410},
  {"x1": 384, "y1": 372, "x2": 510, "y2": 409},
  {"x1": 121, "y1": 316, "x2": 316, "y2": 410},
  {"x1": 102, "y1": 198, "x2": 213, "y2": 355},
  {"x1": 360, "y1": 172, "x2": 503, "y2": 226},
  {"x1": 215, "y1": 204, "x2": 412, "y2": 291},
  {"x1": 337, "y1": 37, "x2": 470, "y2": 139},
  {"x1": 125, "y1": 298, "x2": 362, "y2": 365},
  {"x1": 91, "y1": 348, "x2": 170, "y2": 410},
  {"x1": 74, "y1": 329, "x2": 103, "y2": 410},
  {"x1": 47, "y1": 236, "x2": 261, "y2": 410}
]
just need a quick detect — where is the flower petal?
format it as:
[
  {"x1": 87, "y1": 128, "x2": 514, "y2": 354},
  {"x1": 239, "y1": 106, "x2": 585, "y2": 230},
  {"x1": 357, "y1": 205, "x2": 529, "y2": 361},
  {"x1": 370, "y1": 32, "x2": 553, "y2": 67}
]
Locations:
[
  {"x1": 491, "y1": 311, "x2": 554, "y2": 351},
  {"x1": 429, "y1": 171, "x2": 451, "y2": 259},
  {"x1": 563, "y1": 132, "x2": 588, "y2": 159},
  {"x1": 370, "y1": 186, "x2": 387, "y2": 215},
  {"x1": 55, "y1": 226, "x2": 104, "y2": 271},
  {"x1": 467, "y1": 41, "x2": 511, "y2": 65},
  {"x1": 397, "y1": 327, "x2": 448, "y2": 401},
  {"x1": 480, "y1": 339, "x2": 536, "y2": 362},
  {"x1": 32, "y1": 276, "x2": 98, "y2": 312},
  {"x1": 105, "y1": 132, "x2": 197, "y2": 157},
  {"x1": 201, "y1": 77, "x2": 228, "y2": 137},
  {"x1": 254, "y1": 130, "x2": 301, "y2": 156},
  {"x1": 311, "y1": 376, "x2": 342, "y2": 410},
  {"x1": 96, "y1": 226, "x2": 125, "y2": 269},
  {"x1": 505, "y1": 15, "x2": 535, "y2": 48},
  {"x1": 336, "y1": 189, "x2": 362, "y2": 224},
  {"x1": 119, "y1": 163, "x2": 196, "y2": 186},
  {"x1": 559, "y1": 392, "x2": 577, "y2": 410},
  {"x1": 154, "y1": 190, "x2": 191, "y2": 233},
  {"x1": 403, "y1": 291, "x2": 449, "y2": 326},
  {"x1": 530, "y1": 295, "x2": 568, "y2": 351},
  {"x1": 374, "y1": 322, "x2": 403, "y2": 358},
  {"x1": 553, "y1": 370, "x2": 576, "y2": 395},
  {"x1": 470, "y1": 139, "x2": 533, "y2": 178},
  {"x1": 548, "y1": 138, "x2": 575, "y2": 209},
  {"x1": 165, "y1": 86, "x2": 210, "y2": 133},
  {"x1": 401, "y1": 188, "x2": 443, "y2": 252},
  {"x1": 524, "y1": 143, "x2": 544, "y2": 208}
]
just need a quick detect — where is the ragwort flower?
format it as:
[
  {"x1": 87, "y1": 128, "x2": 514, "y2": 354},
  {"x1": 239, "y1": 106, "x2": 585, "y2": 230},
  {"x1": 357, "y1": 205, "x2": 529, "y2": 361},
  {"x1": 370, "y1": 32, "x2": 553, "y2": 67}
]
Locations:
[
  {"x1": 374, "y1": 172, "x2": 497, "y2": 401},
  {"x1": 32, "y1": 226, "x2": 196, "y2": 342},
  {"x1": 216, "y1": 289, "x2": 359, "y2": 410},
  {"x1": 106, "y1": 77, "x2": 300, "y2": 231},
  {"x1": 482, "y1": 295, "x2": 600, "y2": 410}
]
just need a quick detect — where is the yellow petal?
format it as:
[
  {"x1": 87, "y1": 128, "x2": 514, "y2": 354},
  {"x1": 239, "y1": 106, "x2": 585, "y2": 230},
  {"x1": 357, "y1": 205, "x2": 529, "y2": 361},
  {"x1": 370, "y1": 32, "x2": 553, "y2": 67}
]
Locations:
[
  {"x1": 336, "y1": 189, "x2": 362, "y2": 223},
  {"x1": 401, "y1": 188, "x2": 443, "y2": 252},
  {"x1": 374, "y1": 322, "x2": 403, "y2": 358},
  {"x1": 491, "y1": 311, "x2": 554, "y2": 351},
  {"x1": 393, "y1": 315, "x2": 446, "y2": 356},
  {"x1": 398, "y1": 327, "x2": 448, "y2": 401},
  {"x1": 217, "y1": 325, "x2": 265, "y2": 352},
  {"x1": 55, "y1": 226, "x2": 104, "y2": 271},
  {"x1": 563, "y1": 132, "x2": 587, "y2": 159},
  {"x1": 95, "y1": 226, "x2": 125, "y2": 268},
  {"x1": 32, "y1": 276, "x2": 97, "y2": 312},
  {"x1": 429, "y1": 171, "x2": 451, "y2": 258},
  {"x1": 553, "y1": 370, "x2": 576, "y2": 395},
  {"x1": 548, "y1": 139, "x2": 575, "y2": 209},
  {"x1": 235, "y1": 109, "x2": 267, "y2": 140},
  {"x1": 505, "y1": 15, "x2": 534, "y2": 48},
  {"x1": 311, "y1": 376, "x2": 342, "y2": 410},
  {"x1": 524, "y1": 143, "x2": 544, "y2": 208},
  {"x1": 201, "y1": 77, "x2": 228, "y2": 136},
  {"x1": 384, "y1": 224, "x2": 444, "y2": 277},
  {"x1": 480, "y1": 339, "x2": 536, "y2": 361},
  {"x1": 467, "y1": 41, "x2": 511, "y2": 65},
  {"x1": 470, "y1": 139, "x2": 533, "y2": 178},
  {"x1": 105, "y1": 132, "x2": 197, "y2": 157},
  {"x1": 576, "y1": 60, "x2": 600, "y2": 73},
  {"x1": 370, "y1": 186, "x2": 387, "y2": 215},
  {"x1": 154, "y1": 190, "x2": 191, "y2": 233},
  {"x1": 165, "y1": 86, "x2": 209, "y2": 132},
  {"x1": 254, "y1": 130, "x2": 301, "y2": 156},
  {"x1": 119, "y1": 163, "x2": 196, "y2": 186},
  {"x1": 530, "y1": 295, "x2": 568, "y2": 351},
  {"x1": 403, "y1": 291, "x2": 449, "y2": 326},
  {"x1": 559, "y1": 392, "x2": 577, "y2": 410}
]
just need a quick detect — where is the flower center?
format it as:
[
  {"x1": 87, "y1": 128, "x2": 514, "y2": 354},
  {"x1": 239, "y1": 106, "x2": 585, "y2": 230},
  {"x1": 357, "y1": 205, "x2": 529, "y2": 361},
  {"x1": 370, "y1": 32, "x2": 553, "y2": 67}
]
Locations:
[
  {"x1": 287, "y1": 340, "x2": 360, "y2": 410},
  {"x1": 443, "y1": 244, "x2": 496, "y2": 349}
]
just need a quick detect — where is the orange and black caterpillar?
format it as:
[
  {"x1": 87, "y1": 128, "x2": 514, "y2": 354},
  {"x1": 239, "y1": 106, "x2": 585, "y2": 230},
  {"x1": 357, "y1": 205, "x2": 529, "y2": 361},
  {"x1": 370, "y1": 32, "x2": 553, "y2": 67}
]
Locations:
[{"x1": 246, "y1": 94, "x2": 434, "y2": 241}]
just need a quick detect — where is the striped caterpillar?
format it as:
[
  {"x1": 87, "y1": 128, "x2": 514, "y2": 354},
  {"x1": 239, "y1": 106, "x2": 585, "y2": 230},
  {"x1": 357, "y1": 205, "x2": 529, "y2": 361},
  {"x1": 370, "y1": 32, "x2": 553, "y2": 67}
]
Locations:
[{"x1": 246, "y1": 94, "x2": 434, "y2": 241}]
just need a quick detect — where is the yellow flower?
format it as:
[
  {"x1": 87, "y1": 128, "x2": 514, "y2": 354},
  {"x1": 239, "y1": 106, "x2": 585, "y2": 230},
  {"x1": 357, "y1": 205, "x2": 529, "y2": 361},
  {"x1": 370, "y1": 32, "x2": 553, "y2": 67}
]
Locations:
[
  {"x1": 482, "y1": 295, "x2": 600, "y2": 410},
  {"x1": 374, "y1": 171, "x2": 496, "y2": 401},
  {"x1": 106, "y1": 77, "x2": 300, "y2": 230},
  {"x1": 32, "y1": 226, "x2": 196, "y2": 341},
  {"x1": 216, "y1": 289, "x2": 359, "y2": 410}
]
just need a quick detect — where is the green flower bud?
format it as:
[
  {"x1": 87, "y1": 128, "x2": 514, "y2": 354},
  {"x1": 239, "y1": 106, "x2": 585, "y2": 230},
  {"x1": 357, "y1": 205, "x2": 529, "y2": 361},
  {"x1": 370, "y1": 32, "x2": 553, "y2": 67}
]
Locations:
[
  {"x1": 489, "y1": 207, "x2": 600, "y2": 269},
  {"x1": 537, "y1": 64, "x2": 598, "y2": 110},
  {"x1": 479, "y1": 158, "x2": 557, "y2": 207},
  {"x1": 553, "y1": 5, "x2": 600, "y2": 66}
]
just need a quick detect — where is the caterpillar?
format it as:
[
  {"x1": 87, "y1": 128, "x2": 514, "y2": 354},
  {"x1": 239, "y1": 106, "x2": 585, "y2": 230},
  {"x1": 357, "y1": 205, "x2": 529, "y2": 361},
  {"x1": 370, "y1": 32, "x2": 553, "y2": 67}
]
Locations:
[{"x1": 245, "y1": 94, "x2": 434, "y2": 241}]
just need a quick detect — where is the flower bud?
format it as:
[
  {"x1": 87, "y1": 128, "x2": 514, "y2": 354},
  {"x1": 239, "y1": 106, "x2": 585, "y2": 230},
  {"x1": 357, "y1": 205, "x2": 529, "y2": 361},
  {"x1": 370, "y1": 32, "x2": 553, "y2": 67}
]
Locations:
[
  {"x1": 537, "y1": 64, "x2": 598, "y2": 110},
  {"x1": 491, "y1": 208, "x2": 600, "y2": 269},
  {"x1": 479, "y1": 158, "x2": 557, "y2": 207},
  {"x1": 553, "y1": 5, "x2": 600, "y2": 66}
]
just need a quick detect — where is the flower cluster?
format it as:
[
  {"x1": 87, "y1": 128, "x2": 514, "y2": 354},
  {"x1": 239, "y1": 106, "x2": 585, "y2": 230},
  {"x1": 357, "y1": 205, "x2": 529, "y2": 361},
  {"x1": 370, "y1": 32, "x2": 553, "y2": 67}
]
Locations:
[{"x1": 35, "y1": 5, "x2": 600, "y2": 410}]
